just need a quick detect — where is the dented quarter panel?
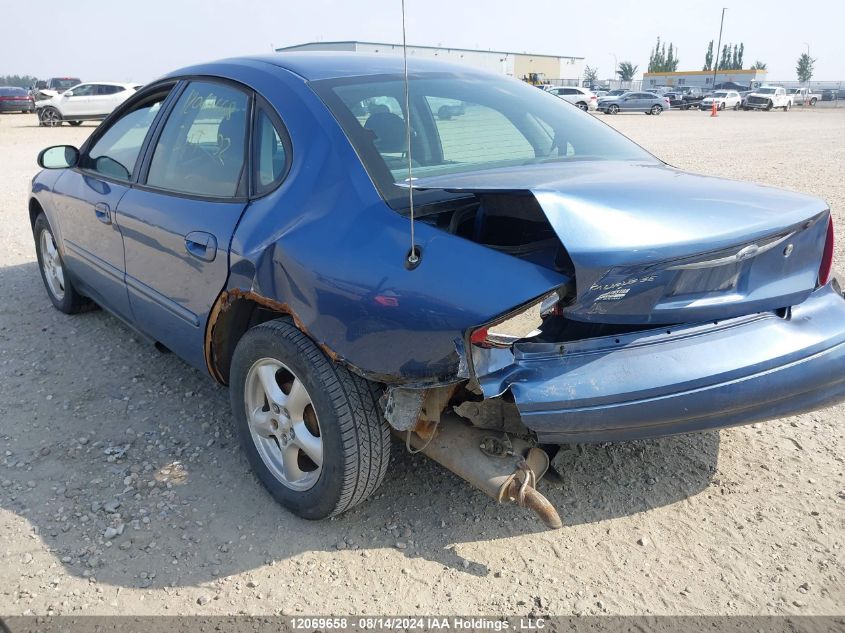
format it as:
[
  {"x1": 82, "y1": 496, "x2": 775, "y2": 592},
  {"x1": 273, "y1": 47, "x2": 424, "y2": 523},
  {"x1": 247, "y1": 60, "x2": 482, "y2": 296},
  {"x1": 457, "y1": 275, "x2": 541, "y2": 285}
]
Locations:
[{"x1": 188, "y1": 60, "x2": 569, "y2": 384}]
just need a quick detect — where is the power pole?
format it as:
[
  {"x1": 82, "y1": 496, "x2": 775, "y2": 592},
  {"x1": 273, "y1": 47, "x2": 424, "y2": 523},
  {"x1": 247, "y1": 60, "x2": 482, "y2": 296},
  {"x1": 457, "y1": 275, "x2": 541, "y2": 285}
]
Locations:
[{"x1": 713, "y1": 8, "x2": 727, "y2": 89}]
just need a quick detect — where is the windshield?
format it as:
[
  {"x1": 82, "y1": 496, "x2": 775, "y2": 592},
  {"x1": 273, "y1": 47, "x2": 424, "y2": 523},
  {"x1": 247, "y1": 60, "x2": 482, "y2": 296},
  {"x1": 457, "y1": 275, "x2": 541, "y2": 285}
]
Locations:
[
  {"x1": 607, "y1": 90, "x2": 626, "y2": 96},
  {"x1": 713, "y1": 92, "x2": 727, "y2": 97},
  {"x1": 53, "y1": 79, "x2": 80, "y2": 90},
  {"x1": 313, "y1": 74, "x2": 655, "y2": 206},
  {"x1": 757, "y1": 88, "x2": 777, "y2": 94}
]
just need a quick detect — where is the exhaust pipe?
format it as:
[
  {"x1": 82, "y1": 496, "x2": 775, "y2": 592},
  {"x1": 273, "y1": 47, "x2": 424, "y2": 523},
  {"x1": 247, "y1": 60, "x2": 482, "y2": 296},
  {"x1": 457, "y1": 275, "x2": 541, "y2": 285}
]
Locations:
[{"x1": 406, "y1": 414, "x2": 562, "y2": 529}]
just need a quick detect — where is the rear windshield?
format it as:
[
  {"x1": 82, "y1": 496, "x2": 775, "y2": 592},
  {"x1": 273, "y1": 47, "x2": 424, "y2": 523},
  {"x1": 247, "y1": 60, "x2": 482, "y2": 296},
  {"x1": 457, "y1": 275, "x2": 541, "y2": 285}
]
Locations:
[
  {"x1": 0, "y1": 87, "x2": 28, "y2": 96},
  {"x1": 312, "y1": 73, "x2": 655, "y2": 208},
  {"x1": 757, "y1": 88, "x2": 777, "y2": 94}
]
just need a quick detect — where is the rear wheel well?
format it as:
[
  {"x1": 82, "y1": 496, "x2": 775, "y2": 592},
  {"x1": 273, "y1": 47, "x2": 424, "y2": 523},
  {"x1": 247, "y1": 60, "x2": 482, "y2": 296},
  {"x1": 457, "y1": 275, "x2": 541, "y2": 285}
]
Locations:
[{"x1": 207, "y1": 294, "x2": 292, "y2": 384}]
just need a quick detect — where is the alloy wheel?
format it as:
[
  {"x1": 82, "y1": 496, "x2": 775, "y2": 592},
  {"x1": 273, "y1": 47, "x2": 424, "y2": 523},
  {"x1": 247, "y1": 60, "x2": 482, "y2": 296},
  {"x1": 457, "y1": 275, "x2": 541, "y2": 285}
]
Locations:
[
  {"x1": 39, "y1": 228, "x2": 65, "y2": 301},
  {"x1": 244, "y1": 358, "x2": 323, "y2": 491},
  {"x1": 40, "y1": 108, "x2": 61, "y2": 127}
]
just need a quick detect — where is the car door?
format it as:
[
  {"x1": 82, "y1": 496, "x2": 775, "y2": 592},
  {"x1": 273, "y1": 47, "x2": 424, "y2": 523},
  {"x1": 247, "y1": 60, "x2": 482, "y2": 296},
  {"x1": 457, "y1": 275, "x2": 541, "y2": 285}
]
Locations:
[
  {"x1": 116, "y1": 79, "x2": 252, "y2": 370},
  {"x1": 52, "y1": 87, "x2": 173, "y2": 322},
  {"x1": 61, "y1": 83, "x2": 95, "y2": 116},
  {"x1": 87, "y1": 84, "x2": 120, "y2": 116},
  {"x1": 619, "y1": 93, "x2": 638, "y2": 111}
]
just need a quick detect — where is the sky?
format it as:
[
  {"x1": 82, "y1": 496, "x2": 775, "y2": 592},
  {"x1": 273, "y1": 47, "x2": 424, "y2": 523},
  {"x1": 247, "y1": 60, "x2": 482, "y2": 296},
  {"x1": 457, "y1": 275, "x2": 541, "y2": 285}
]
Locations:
[{"x1": 3, "y1": 0, "x2": 843, "y2": 83}]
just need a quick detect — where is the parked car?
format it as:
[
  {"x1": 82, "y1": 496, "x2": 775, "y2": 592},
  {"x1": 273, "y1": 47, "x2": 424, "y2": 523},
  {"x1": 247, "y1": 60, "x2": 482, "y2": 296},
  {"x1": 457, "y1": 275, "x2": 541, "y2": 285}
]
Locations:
[
  {"x1": 820, "y1": 89, "x2": 837, "y2": 102},
  {"x1": 788, "y1": 88, "x2": 820, "y2": 106},
  {"x1": 36, "y1": 82, "x2": 139, "y2": 127},
  {"x1": 29, "y1": 54, "x2": 845, "y2": 525},
  {"x1": 699, "y1": 90, "x2": 742, "y2": 111},
  {"x1": 545, "y1": 86, "x2": 597, "y2": 111},
  {"x1": 599, "y1": 89, "x2": 627, "y2": 99},
  {"x1": 744, "y1": 85, "x2": 793, "y2": 111},
  {"x1": 663, "y1": 86, "x2": 706, "y2": 110},
  {"x1": 0, "y1": 86, "x2": 35, "y2": 113},
  {"x1": 31, "y1": 77, "x2": 82, "y2": 101},
  {"x1": 597, "y1": 91, "x2": 668, "y2": 114},
  {"x1": 663, "y1": 92, "x2": 695, "y2": 110},
  {"x1": 426, "y1": 96, "x2": 466, "y2": 120}
]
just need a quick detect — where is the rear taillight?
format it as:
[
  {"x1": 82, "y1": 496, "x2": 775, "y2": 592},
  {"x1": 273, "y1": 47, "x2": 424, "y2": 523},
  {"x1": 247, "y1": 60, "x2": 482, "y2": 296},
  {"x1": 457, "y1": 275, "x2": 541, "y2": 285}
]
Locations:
[
  {"x1": 469, "y1": 291, "x2": 560, "y2": 348},
  {"x1": 590, "y1": 95, "x2": 597, "y2": 100},
  {"x1": 819, "y1": 216, "x2": 834, "y2": 286}
]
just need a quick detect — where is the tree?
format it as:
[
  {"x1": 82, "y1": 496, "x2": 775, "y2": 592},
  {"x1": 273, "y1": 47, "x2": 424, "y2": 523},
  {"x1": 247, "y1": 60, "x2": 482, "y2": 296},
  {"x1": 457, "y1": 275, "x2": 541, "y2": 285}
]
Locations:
[
  {"x1": 796, "y1": 52, "x2": 815, "y2": 82},
  {"x1": 736, "y1": 43, "x2": 744, "y2": 69},
  {"x1": 751, "y1": 60, "x2": 767, "y2": 70},
  {"x1": 0, "y1": 74, "x2": 38, "y2": 88},
  {"x1": 648, "y1": 38, "x2": 679, "y2": 72},
  {"x1": 703, "y1": 40, "x2": 713, "y2": 71},
  {"x1": 583, "y1": 65, "x2": 599, "y2": 86},
  {"x1": 718, "y1": 44, "x2": 730, "y2": 70},
  {"x1": 616, "y1": 61, "x2": 638, "y2": 82}
]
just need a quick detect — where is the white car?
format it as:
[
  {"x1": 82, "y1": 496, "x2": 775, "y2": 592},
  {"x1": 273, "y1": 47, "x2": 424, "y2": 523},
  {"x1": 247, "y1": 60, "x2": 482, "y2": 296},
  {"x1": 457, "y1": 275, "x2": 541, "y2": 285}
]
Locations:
[
  {"x1": 743, "y1": 85, "x2": 793, "y2": 111},
  {"x1": 36, "y1": 82, "x2": 140, "y2": 127},
  {"x1": 545, "y1": 86, "x2": 597, "y2": 111},
  {"x1": 699, "y1": 90, "x2": 742, "y2": 111}
]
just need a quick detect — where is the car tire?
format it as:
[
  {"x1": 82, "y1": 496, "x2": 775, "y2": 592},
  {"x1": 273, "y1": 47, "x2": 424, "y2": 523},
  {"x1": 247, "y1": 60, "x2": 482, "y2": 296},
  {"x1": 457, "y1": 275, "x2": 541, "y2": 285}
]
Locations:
[
  {"x1": 734, "y1": 102, "x2": 740, "y2": 110},
  {"x1": 576, "y1": 102, "x2": 588, "y2": 111},
  {"x1": 651, "y1": 105, "x2": 663, "y2": 115},
  {"x1": 230, "y1": 319, "x2": 391, "y2": 520},
  {"x1": 810, "y1": 98, "x2": 817, "y2": 106},
  {"x1": 68, "y1": 121, "x2": 83, "y2": 126},
  {"x1": 437, "y1": 105, "x2": 452, "y2": 120},
  {"x1": 33, "y1": 213, "x2": 94, "y2": 314},
  {"x1": 718, "y1": 102, "x2": 725, "y2": 110},
  {"x1": 608, "y1": 104, "x2": 619, "y2": 115},
  {"x1": 39, "y1": 107, "x2": 62, "y2": 127}
]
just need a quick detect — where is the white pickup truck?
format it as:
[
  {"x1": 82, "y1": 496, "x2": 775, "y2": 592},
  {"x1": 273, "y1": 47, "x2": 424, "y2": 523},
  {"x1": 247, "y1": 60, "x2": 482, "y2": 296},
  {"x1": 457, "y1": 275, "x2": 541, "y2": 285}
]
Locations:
[
  {"x1": 743, "y1": 85, "x2": 793, "y2": 111},
  {"x1": 788, "y1": 87, "x2": 821, "y2": 106}
]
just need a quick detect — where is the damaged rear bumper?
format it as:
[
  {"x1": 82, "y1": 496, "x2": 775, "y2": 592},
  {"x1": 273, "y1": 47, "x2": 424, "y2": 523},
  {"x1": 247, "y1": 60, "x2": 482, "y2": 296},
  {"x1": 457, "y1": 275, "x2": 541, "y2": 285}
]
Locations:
[{"x1": 476, "y1": 283, "x2": 845, "y2": 444}]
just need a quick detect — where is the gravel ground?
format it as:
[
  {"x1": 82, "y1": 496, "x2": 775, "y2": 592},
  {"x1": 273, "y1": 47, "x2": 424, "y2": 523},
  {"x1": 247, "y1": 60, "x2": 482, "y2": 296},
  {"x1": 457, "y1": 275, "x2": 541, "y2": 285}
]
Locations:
[{"x1": 0, "y1": 109, "x2": 843, "y2": 617}]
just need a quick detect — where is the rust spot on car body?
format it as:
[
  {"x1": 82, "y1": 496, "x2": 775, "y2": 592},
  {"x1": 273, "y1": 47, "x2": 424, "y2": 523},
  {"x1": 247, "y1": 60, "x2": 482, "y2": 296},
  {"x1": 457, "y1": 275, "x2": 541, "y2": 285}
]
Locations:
[{"x1": 204, "y1": 288, "x2": 341, "y2": 384}]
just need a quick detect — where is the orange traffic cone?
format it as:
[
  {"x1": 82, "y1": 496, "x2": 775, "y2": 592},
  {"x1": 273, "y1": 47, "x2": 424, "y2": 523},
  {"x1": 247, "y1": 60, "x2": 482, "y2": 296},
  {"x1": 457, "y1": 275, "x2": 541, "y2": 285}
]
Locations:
[{"x1": 711, "y1": 101, "x2": 718, "y2": 117}]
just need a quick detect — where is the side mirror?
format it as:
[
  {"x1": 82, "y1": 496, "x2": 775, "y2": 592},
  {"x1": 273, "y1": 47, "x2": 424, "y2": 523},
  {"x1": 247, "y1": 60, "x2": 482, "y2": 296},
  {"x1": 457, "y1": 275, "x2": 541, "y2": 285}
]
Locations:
[
  {"x1": 37, "y1": 145, "x2": 80, "y2": 169},
  {"x1": 64, "y1": 90, "x2": 74, "y2": 97}
]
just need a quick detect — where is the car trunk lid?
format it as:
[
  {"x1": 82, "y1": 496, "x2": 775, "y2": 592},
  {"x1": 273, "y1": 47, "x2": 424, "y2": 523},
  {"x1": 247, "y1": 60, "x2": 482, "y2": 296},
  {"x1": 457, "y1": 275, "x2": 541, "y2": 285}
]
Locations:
[{"x1": 409, "y1": 161, "x2": 829, "y2": 324}]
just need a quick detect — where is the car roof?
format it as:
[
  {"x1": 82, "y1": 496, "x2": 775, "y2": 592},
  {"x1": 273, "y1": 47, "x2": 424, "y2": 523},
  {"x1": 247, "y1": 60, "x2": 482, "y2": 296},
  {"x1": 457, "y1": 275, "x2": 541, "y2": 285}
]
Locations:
[{"x1": 164, "y1": 52, "x2": 497, "y2": 82}]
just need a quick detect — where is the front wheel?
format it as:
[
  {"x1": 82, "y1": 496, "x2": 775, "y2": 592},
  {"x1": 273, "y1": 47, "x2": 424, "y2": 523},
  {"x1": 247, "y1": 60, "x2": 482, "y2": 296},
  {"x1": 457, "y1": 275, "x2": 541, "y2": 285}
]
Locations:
[
  {"x1": 230, "y1": 319, "x2": 391, "y2": 519},
  {"x1": 718, "y1": 102, "x2": 725, "y2": 110},
  {"x1": 608, "y1": 104, "x2": 619, "y2": 115},
  {"x1": 650, "y1": 104, "x2": 663, "y2": 115},
  {"x1": 39, "y1": 107, "x2": 62, "y2": 127}
]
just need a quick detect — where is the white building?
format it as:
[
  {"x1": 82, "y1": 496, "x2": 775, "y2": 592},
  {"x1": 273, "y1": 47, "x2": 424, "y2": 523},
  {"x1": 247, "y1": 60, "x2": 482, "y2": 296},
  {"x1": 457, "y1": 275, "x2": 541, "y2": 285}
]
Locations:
[
  {"x1": 276, "y1": 41, "x2": 585, "y2": 84},
  {"x1": 643, "y1": 68, "x2": 769, "y2": 90}
]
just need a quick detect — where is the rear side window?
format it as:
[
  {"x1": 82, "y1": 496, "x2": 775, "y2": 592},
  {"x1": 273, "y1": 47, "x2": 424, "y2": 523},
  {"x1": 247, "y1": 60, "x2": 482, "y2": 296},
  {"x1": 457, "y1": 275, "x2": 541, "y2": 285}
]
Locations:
[
  {"x1": 254, "y1": 108, "x2": 288, "y2": 195},
  {"x1": 83, "y1": 92, "x2": 169, "y2": 181},
  {"x1": 146, "y1": 81, "x2": 249, "y2": 198},
  {"x1": 97, "y1": 85, "x2": 123, "y2": 95}
]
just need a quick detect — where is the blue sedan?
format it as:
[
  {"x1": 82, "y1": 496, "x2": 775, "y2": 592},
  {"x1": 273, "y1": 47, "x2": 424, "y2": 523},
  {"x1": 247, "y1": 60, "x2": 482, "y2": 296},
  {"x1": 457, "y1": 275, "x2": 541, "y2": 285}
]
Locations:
[{"x1": 29, "y1": 54, "x2": 845, "y2": 526}]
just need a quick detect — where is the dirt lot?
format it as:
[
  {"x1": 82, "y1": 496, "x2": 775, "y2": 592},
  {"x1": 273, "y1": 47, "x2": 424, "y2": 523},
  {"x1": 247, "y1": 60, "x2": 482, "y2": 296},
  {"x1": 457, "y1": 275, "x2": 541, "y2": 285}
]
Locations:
[{"x1": 0, "y1": 108, "x2": 843, "y2": 617}]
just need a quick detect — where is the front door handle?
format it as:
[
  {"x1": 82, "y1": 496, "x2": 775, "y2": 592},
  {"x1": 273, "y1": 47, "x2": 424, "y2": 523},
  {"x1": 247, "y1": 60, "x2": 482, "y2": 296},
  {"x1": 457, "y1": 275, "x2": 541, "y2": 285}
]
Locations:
[
  {"x1": 94, "y1": 202, "x2": 111, "y2": 225},
  {"x1": 184, "y1": 231, "x2": 217, "y2": 262}
]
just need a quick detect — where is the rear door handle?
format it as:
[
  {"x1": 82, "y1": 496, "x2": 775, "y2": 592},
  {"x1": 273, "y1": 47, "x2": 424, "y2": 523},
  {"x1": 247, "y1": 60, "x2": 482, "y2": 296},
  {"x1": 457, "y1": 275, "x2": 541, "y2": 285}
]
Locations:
[
  {"x1": 94, "y1": 202, "x2": 111, "y2": 225},
  {"x1": 184, "y1": 231, "x2": 217, "y2": 262}
]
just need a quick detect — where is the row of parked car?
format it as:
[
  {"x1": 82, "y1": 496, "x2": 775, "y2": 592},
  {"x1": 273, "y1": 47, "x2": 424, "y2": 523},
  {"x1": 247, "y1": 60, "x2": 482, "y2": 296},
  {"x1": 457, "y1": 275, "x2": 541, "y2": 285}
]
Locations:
[
  {"x1": 0, "y1": 77, "x2": 140, "y2": 126},
  {"x1": 543, "y1": 82, "x2": 841, "y2": 115}
]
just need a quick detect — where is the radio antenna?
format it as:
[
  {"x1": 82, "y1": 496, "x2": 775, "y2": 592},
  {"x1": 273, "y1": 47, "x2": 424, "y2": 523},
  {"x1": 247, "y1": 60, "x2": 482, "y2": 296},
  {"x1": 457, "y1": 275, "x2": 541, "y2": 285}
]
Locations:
[{"x1": 401, "y1": 0, "x2": 420, "y2": 267}]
